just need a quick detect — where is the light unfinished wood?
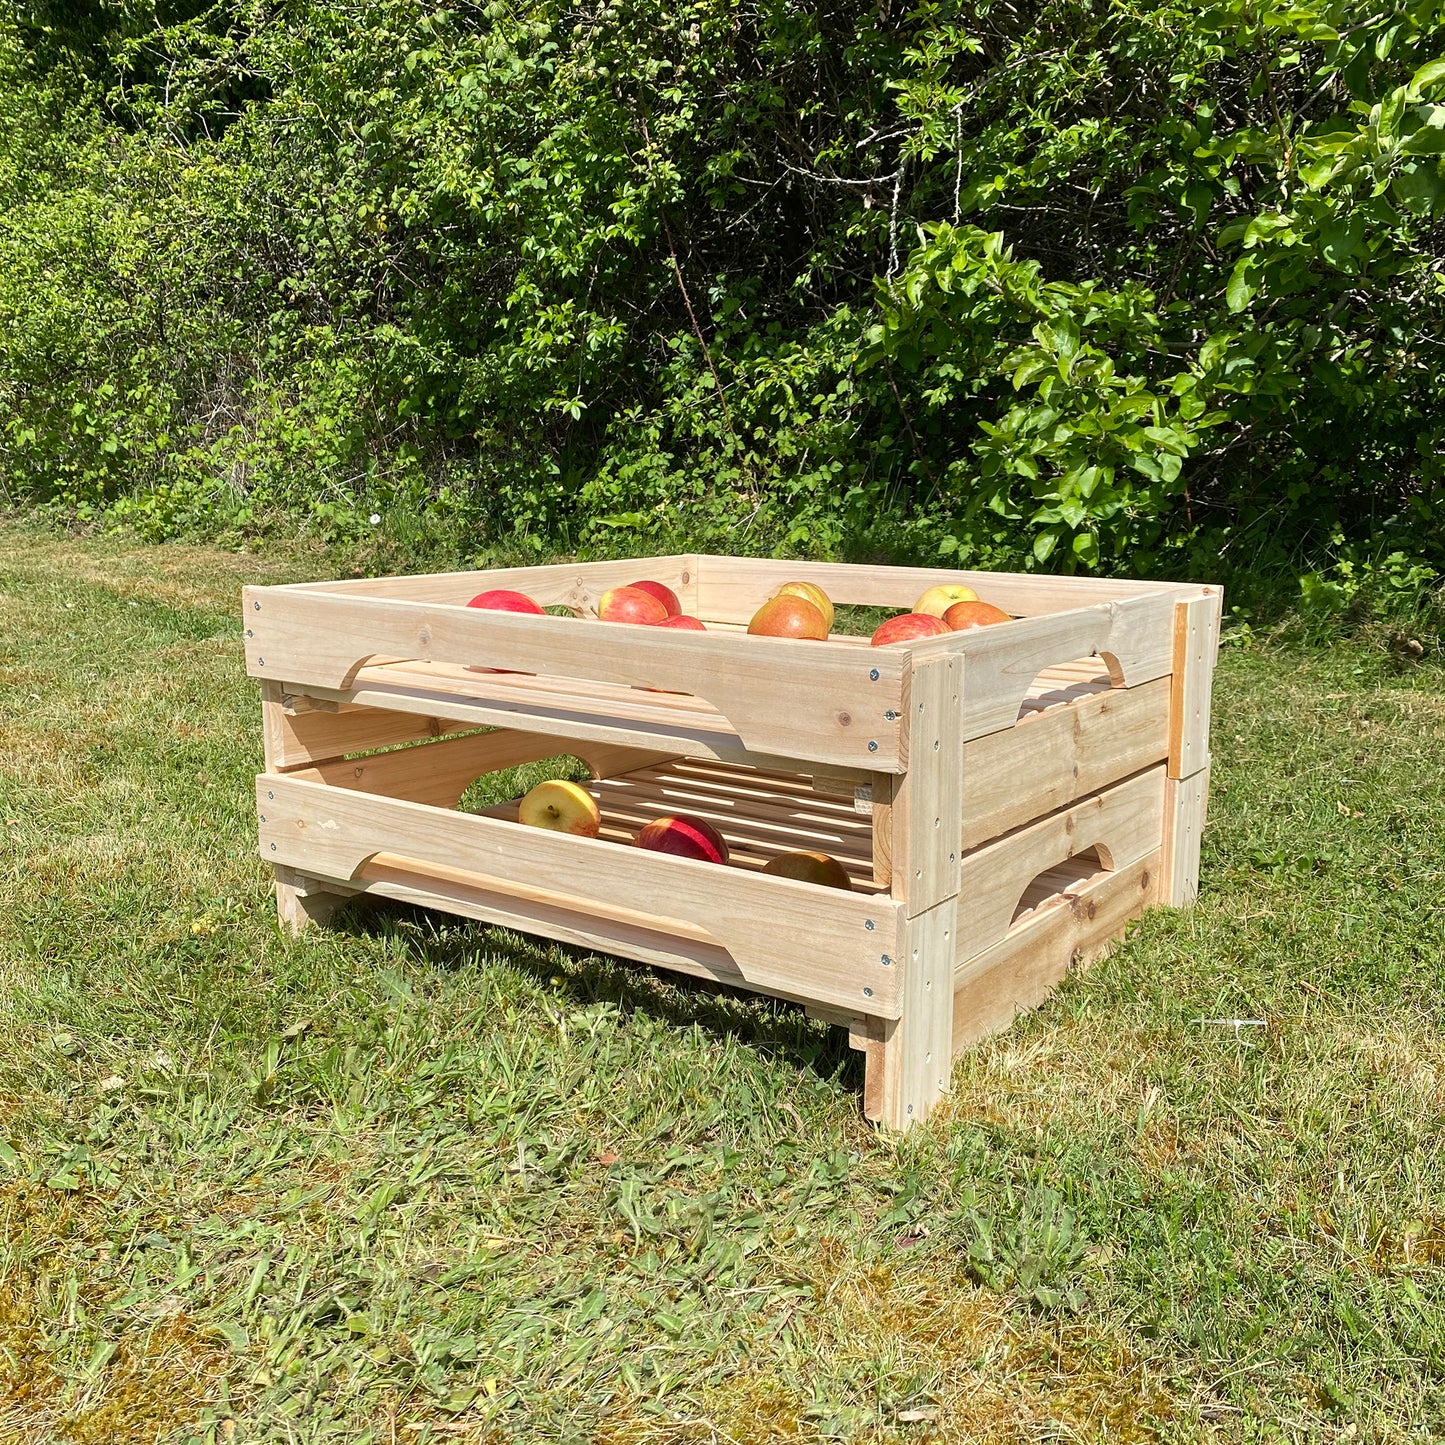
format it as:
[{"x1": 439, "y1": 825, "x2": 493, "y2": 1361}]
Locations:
[
  {"x1": 960, "y1": 676, "x2": 1171, "y2": 850},
  {"x1": 273, "y1": 864, "x2": 353, "y2": 935},
  {"x1": 952, "y1": 851, "x2": 1161, "y2": 1054},
  {"x1": 890, "y1": 654, "x2": 964, "y2": 917},
  {"x1": 1163, "y1": 768, "x2": 1210, "y2": 907},
  {"x1": 284, "y1": 555, "x2": 700, "y2": 613},
  {"x1": 264, "y1": 697, "x2": 478, "y2": 770},
  {"x1": 1169, "y1": 590, "x2": 1222, "y2": 780},
  {"x1": 908, "y1": 591, "x2": 1183, "y2": 741},
  {"x1": 244, "y1": 586, "x2": 905, "y2": 771},
  {"x1": 954, "y1": 767, "x2": 1167, "y2": 959},
  {"x1": 257, "y1": 773, "x2": 901, "y2": 1017},
  {"x1": 692, "y1": 555, "x2": 1188, "y2": 622},
  {"x1": 864, "y1": 899, "x2": 957, "y2": 1129}
]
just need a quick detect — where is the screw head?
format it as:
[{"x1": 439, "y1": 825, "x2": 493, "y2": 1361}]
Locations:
[
  {"x1": 864, "y1": 919, "x2": 874, "y2": 931},
  {"x1": 259, "y1": 814, "x2": 266, "y2": 823},
  {"x1": 881, "y1": 955, "x2": 892, "y2": 966},
  {"x1": 267, "y1": 791, "x2": 274, "y2": 800},
  {"x1": 863, "y1": 987, "x2": 873, "y2": 998},
  {"x1": 868, "y1": 668, "x2": 879, "y2": 681},
  {"x1": 245, "y1": 628, "x2": 253, "y2": 638},
  {"x1": 253, "y1": 601, "x2": 260, "y2": 611},
  {"x1": 269, "y1": 842, "x2": 277, "y2": 851},
  {"x1": 257, "y1": 658, "x2": 264, "y2": 666},
  {"x1": 868, "y1": 740, "x2": 878, "y2": 752},
  {"x1": 885, "y1": 710, "x2": 897, "y2": 721}
]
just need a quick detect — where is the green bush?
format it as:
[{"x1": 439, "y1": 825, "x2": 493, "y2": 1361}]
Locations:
[{"x1": 1, "y1": 0, "x2": 1442, "y2": 598}]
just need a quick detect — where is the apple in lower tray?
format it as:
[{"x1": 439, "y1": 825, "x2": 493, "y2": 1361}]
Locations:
[
  {"x1": 913, "y1": 583, "x2": 978, "y2": 617},
  {"x1": 598, "y1": 585, "x2": 670, "y2": 625},
  {"x1": 628, "y1": 579, "x2": 682, "y2": 617},
  {"x1": 633, "y1": 814, "x2": 730, "y2": 864},
  {"x1": 517, "y1": 780, "x2": 602, "y2": 837},
  {"x1": 869, "y1": 612, "x2": 951, "y2": 646},
  {"x1": 762, "y1": 850, "x2": 853, "y2": 890}
]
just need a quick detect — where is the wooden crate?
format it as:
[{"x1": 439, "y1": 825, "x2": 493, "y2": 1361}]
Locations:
[{"x1": 246, "y1": 556, "x2": 1221, "y2": 1129}]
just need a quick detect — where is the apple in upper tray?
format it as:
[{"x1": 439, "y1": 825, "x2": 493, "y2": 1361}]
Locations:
[
  {"x1": 748, "y1": 594, "x2": 829, "y2": 640},
  {"x1": 913, "y1": 583, "x2": 978, "y2": 617},
  {"x1": 773, "y1": 581, "x2": 834, "y2": 633},
  {"x1": 598, "y1": 585, "x2": 670, "y2": 625},
  {"x1": 942, "y1": 600, "x2": 1011, "y2": 630},
  {"x1": 628, "y1": 579, "x2": 682, "y2": 617},
  {"x1": 869, "y1": 613, "x2": 950, "y2": 646},
  {"x1": 633, "y1": 814, "x2": 730, "y2": 864},
  {"x1": 466, "y1": 588, "x2": 545, "y2": 614},
  {"x1": 517, "y1": 779, "x2": 602, "y2": 837}
]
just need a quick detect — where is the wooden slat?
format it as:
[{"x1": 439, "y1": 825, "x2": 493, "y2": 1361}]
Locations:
[
  {"x1": 960, "y1": 677, "x2": 1171, "y2": 850},
  {"x1": 282, "y1": 556, "x2": 699, "y2": 612},
  {"x1": 1169, "y1": 590, "x2": 1222, "y2": 780},
  {"x1": 257, "y1": 773, "x2": 901, "y2": 1017},
  {"x1": 955, "y1": 766, "x2": 1167, "y2": 958},
  {"x1": 890, "y1": 653, "x2": 964, "y2": 917},
  {"x1": 951, "y1": 851, "x2": 1161, "y2": 1055},
  {"x1": 244, "y1": 586, "x2": 906, "y2": 772},
  {"x1": 1163, "y1": 768, "x2": 1210, "y2": 907},
  {"x1": 264, "y1": 699, "x2": 479, "y2": 770},
  {"x1": 692, "y1": 556, "x2": 1189, "y2": 622}
]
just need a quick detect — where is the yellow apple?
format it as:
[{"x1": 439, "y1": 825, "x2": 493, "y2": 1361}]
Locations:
[
  {"x1": 518, "y1": 779, "x2": 601, "y2": 837},
  {"x1": 775, "y1": 580, "x2": 835, "y2": 633},
  {"x1": 913, "y1": 583, "x2": 979, "y2": 617}
]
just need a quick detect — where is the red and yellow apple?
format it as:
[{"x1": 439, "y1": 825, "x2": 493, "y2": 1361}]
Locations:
[
  {"x1": 655, "y1": 614, "x2": 707, "y2": 631},
  {"x1": 466, "y1": 589, "x2": 545, "y2": 614},
  {"x1": 913, "y1": 583, "x2": 978, "y2": 618},
  {"x1": 598, "y1": 585, "x2": 670, "y2": 625},
  {"x1": 633, "y1": 814, "x2": 729, "y2": 864},
  {"x1": 518, "y1": 779, "x2": 601, "y2": 837},
  {"x1": 870, "y1": 613, "x2": 950, "y2": 646},
  {"x1": 628, "y1": 579, "x2": 682, "y2": 617},
  {"x1": 762, "y1": 851, "x2": 853, "y2": 890},
  {"x1": 747, "y1": 595, "x2": 829, "y2": 640},
  {"x1": 774, "y1": 581, "x2": 834, "y2": 633},
  {"x1": 942, "y1": 600, "x2": 1011, "y2": 630}
]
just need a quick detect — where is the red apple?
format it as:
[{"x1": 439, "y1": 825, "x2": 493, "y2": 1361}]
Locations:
[
  {"x1": 655, "y1": 614, "x2": 707, "y2": 631},
  {"x1": 762, "y1": 851, "x2": 853, "y2": 890},
  {"x1": 517, "y1": 780, "x2": 601, "y2": 837},
  {"x1": 942, "y1": 600, "x2": 1011, "y2": 630},
  {"x1": 775, "y1": 581, "x2": 835, "y2": 633},
  {"x1": 598, "y1": 586, "x2": 670, "y2": 625},
  {"x1": 633, "y1": 814, "x2": 729, "y2": 864},
  {"x1": 629, "y1": 579, "x2": 682, "y2": 617},
  {"x1": 747, "y1": 595, "x2": 829, "y2": 640},
  {"x1": 870, "y1": 613, "x2": 951, "y2": 646},
  {"x1": 466, "y1": 589, "x2": 545, "y2": 613}
]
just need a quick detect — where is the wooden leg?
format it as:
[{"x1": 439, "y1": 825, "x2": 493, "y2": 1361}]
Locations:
[
  {"x1": 1163, "y1": 769, "x2": 1209, "y2": 908},
  {"x1": 860, "y1": 898, "x2": 957, "y2": 1130},
  {"x1": 274, "y1": 865, "x2": 349, "y2": 935}
]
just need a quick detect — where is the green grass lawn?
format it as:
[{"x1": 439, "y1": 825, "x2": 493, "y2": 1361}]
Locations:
[{"x1": 1, "y1": 525, "x2": 1443, "y2": 1444}]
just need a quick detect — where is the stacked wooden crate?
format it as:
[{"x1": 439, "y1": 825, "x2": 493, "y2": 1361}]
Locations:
[{"x1": 246, "y1": 557, "x2": 1220, "y2": 1129}]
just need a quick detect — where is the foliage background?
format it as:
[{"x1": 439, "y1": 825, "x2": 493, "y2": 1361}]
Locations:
[{"x1": 2, "y1": 0, "x2": 1444, "y2": 610}]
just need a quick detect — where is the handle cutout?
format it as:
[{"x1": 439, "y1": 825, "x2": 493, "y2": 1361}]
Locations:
[{"x1": 1010, "y1": 845, "x2": 1112, "y2": 927}]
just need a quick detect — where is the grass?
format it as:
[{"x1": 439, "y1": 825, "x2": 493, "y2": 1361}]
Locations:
[{"x1": 1, "y1": 522, "x2": 1443, "y2": 1444}]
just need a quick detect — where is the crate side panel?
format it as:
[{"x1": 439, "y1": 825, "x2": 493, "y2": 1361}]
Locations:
[
  {"x1": 1169, "y1": 590, "x2": 1223, "y2": 780},
  {"x1": 257, "y1": 774, "x2": 900, "y2": 1016}
]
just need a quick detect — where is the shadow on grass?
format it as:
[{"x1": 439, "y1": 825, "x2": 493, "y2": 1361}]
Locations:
[{"x1": 327, "y1": 894, "x2": 869, "y2": 1099}]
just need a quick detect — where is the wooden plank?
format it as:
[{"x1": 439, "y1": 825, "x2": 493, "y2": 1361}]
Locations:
[
  {"x1": 864, "y1": 898, "x2": 957, "y2": 1130},
  {"x1": 955, "y1": 766, "x2": 1167, "y2": 958},
  {"x1": 272, "y1": 863, "x2": 354, "y2": 935},
  {"x1": 1163, "y1": 768, "x2": 1210, "y2": 907},
  {"x1": 282, "y1": 556, "x2": 698, "y2": 611},
  {"x1": 244, "y1": 586, "x2": 906, "y2": 771},
  {"x1": 960, "y1": 677, "x2": 1171, "y2": 850},
  {"x1": 951, "y1": 851, "x2": 1161, "y2": 1055},
  {"x1": 692, "y1": 556, "x2": 1189, "y2": 622},
  {"x1": 889, "y1": 653, "x2": 964, "y2": 917},
  {"x1": 257, "y1": 773, "x2": 901, "y2": 1017},
  {"x1": 1169, "y1": 590, "x2": 1222, "y2": 780},
  {"x1": 907, "y1": 591, "x2": 1182, "y2": 741},
  {"x1": 264, "y1": 699, "x2": 478, "y2": 770}
]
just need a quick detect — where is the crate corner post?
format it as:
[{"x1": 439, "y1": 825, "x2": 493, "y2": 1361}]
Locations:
[{"x1": 1163, "y1": 587, "x2": 1222, "y2": 908}]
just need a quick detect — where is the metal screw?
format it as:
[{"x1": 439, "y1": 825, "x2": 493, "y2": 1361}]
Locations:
[
  {"x1": 885, "y1": 710, "x2": 897, "y2": 721},
  {"x1": 257, "y1": 658, "x2": 265, "y2": 666},
  {"x1": 907, "y1": 1104, "x2": 914, "y2": 1115},
  {"x1": 868, "y1": 668, "x2": 879, "y2": 681},
  {"x1": 245, "y1": 629, "x2": 253, "y2": 638},
  {"x1": 868, "y1": 740, "x2": 878, "y2": 752},
  {"x1": 950, "y1": 853, "x2": 956, "y2": 863},
  {"x1": 269, "y1": 843, "x2": 277, "y2": 851},
  {"x1": 259, "y1": 814, "x2": 266, "y2": 822},
  {"x1": 880, "y1": 954, "x2": 892, "y2": 966},
  {"x1": 267, "y1": 791, "x2": 274, "y2": 800},
  {"x1": 864, "y1": 919, "x2": 875, "y2": 931},
  {"x1": 253, "y1": 601, "x2": 260, "y2": 610},
  {"x1": 863, "y1": 987, "x2": 873, "y2": 998}
]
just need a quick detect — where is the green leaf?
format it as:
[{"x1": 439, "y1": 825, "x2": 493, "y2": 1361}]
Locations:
[
  {"x1": 1032, "y1": 530, "x2": 1058, "y2": 563},
  {"x1": 1225, "y1": 257, "x2": 1257, "y2": 312},
  {"x1": 1408, "y1": 58, "x2": 1445, "y2": 97}
]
